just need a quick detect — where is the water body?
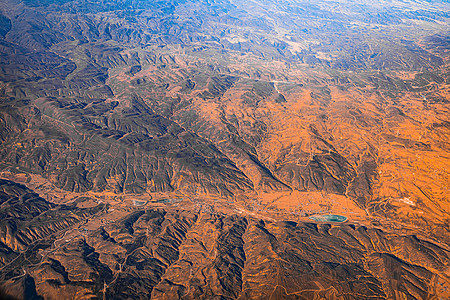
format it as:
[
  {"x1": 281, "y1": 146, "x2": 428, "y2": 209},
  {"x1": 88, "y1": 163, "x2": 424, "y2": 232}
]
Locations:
[
  {"x1": 154, "y1": 198, "x2": 183, "y2": 203},
  {"x1": 133, "y1": 200, "x2": 147, "y2": 206},
  {"x1": 309, "y1": 214, "x2": 348, "y2": 223}
]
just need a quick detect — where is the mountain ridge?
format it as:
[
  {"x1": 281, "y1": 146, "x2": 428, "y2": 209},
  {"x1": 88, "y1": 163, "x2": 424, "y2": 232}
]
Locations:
[{"x1": 0, "y1": 0, "x2": 449, "y2": 298}]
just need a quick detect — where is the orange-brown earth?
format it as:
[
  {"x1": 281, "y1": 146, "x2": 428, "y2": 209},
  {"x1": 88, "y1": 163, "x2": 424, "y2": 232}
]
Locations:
[{"x1": 0, "y1": 0, "x2": 449, "y2": 299}]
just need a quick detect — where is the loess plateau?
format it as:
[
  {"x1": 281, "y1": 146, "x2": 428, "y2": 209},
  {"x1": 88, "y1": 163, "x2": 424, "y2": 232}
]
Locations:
[{"x1": 0, "y1": 0, "x2": 449, "y2": 299}]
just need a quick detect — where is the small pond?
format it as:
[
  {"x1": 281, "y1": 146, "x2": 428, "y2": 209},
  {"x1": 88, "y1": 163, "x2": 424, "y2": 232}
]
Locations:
[
  {"x1": 155, "y1": 198, "x2": 183, "y2": 203},
  {"x1": 309, "y1": 214, "x2": 348, "y2": 223},
  {"x1": 133, "y1": 200, "x2": 147, "y2": 206}
]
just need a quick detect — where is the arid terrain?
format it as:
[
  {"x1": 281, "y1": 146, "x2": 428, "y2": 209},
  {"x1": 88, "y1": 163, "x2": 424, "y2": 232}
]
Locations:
[{"x1": 0, "y1": 0, "x2": 449, "y2": 299}]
